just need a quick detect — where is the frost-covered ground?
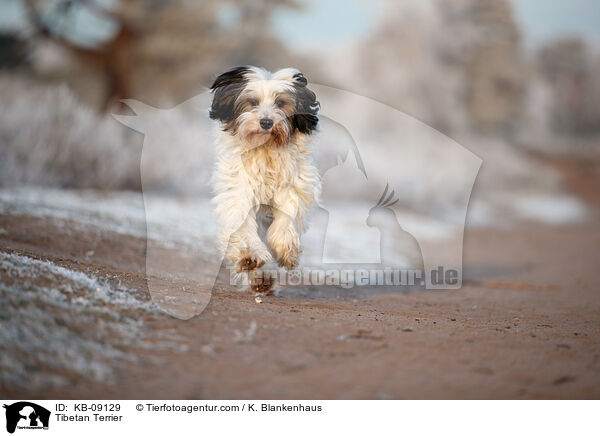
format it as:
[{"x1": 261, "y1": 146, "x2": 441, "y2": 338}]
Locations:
[
  {"x1": 0, "y1": 252, "x2": 188, "y2": 391},
  {"x1": 0, "y1": 186, "x2": 587, "y2": 248},
  {"x1": 0, "y1": 188, "x2": 215, "y2": 247},
  {"x1": 0, "y1": 185, "x2": 589, "y2": 309},
  {"x1": 0, "y1": 185, "x2": 589, "y2": 296}
]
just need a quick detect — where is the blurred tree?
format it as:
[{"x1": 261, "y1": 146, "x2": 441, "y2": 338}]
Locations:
[
  {"x1": 538, "y1": 37, "x2": 600, "y2": 135},
  {"x1": 439, "y1": 0, "x2": 529, "y2": 135},
  {"x1": 23, "y1": 0, "x2": 137, "y2": 110},
  {"x1": 19, "y1": 0, "x2": 306, "y2": 110},
  {"x1": 348, "y1": 2, "x2": 466, "y2": 134},
  {"x1": 347, "y1": 0, "x2": 529, "y2": 136}
]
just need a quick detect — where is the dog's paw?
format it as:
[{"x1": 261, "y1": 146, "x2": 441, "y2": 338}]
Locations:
[
  {"x1": 276, "y1": 237, "x2": 300, "y2": 270},
  {"x1": 249, "y1": 270, "x2": 275, "y2": 295},
  {"x1": 278, "y1": 251, "x2": 299, "y2": 270},
  {"x1": 235, "y1": 248, "x2": 272, "y2": 272},
  {"x1": 268, "y1": 227, "x2": 300, "y2": 270},
  {"x1": 238, "y1": 256, "x2": 263, "y2": 271}
]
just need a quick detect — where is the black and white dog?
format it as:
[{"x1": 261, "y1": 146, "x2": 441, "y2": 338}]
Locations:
[{"x1": 209, "y1": 66, "x2": 320, "y2": 292}]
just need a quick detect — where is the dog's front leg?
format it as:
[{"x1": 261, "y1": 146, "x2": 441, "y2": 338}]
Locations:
[
  {"x1": 267, "y1": 190, "x2": 305, "y2": 270},
  {"x1": 215, "y1": 188, "x2": 272, "y2": 272}
]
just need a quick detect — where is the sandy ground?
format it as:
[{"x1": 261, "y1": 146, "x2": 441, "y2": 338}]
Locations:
[{"x1": 1, "y1": 157, "x2": 599, "y2": 399}]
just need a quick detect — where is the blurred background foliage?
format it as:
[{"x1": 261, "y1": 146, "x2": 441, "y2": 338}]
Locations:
[{"x1": 0, "y1": 0, "x2": 599, "y2": 191}]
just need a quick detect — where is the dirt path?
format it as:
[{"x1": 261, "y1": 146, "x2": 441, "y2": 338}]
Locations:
[{"x1": 1, "y1": 204, "x2": 599, "y2": 399}]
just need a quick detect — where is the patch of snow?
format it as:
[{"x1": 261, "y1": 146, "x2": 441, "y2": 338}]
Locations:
[
  {"x1": 0, "y1": 187, "x2": 218, "y2": 251},
  {"x1": 0, "y1": 252, "x2": 187, "y2": 390},
  {"x1": 508, "y1": 194, "x2": 589, "y2": 224}
]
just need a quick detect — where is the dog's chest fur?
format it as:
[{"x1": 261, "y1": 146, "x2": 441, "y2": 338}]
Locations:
[
  {"x1": 242, "y1": 145, "x2": 300, "y2": 204},
  {"x1": 214, "y1": 130, "x2": 318, "y2": 219}
]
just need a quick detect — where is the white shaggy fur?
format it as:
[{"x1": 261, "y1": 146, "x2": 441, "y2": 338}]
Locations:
[{"x1": 210, "y1": 67, "x2": 320, "y2": 284}]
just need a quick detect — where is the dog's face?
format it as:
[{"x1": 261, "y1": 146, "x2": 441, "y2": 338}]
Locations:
[{"x1": 209, "y1": 66, "x2": 319, "y2": 149}]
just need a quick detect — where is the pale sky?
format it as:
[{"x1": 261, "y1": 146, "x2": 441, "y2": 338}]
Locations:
[
  {"x1": 272, "y1": 0, "x2": 600, "y2": 49},
  {"x1": 1, "y1": 0, "x2": 598, "y2": 49},
  {"x1": 511, "y1": 0, "x2": 600, "y2": 46}
]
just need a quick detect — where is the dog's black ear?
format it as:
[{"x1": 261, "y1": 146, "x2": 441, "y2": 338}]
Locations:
[
  {"x1": 291, "y1": 72, "x2": 319, "y2": 134},
  {"x1": 209, "y1": 67, "x2": 249, "y2": 124},
  {"x1": 292, "y1": 72, "x2": 308, "y2": 87},
  {"x1": 210, "y1": 66, "x2": 249, "y2": 91}
]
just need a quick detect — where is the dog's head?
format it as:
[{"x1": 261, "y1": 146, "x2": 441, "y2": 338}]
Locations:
[{"x1": 209, "y1": 66, "x2": 319, "y2": 149}]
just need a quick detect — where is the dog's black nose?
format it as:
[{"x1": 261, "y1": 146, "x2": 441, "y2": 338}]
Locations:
[{"x1": 260, "y1": 118, "x2": 274, "y2": 130}]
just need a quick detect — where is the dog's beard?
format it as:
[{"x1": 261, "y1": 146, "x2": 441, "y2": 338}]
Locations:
[{"x1": 237, "y1": 117, "x2": 291, "y2": 149}]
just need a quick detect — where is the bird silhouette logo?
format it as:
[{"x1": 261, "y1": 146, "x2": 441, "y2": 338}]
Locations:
[{"x1": 367, "y1": 183, "x2": 424, "y2": 270}]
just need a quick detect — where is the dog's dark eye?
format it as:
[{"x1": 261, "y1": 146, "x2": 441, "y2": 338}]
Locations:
[
  {"x1": 275, "y1": 99, "x2": 286, "y2": 108},
  {"x1": 248, "y1": 98, "x2": 258, "y2": 107}
]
